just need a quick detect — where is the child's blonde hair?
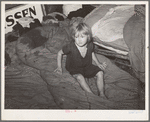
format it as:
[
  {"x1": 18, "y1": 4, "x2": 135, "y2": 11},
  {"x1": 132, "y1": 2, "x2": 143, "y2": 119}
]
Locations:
[{"x1": 72, "y1": 22, "x2": 92, "y2": 43}]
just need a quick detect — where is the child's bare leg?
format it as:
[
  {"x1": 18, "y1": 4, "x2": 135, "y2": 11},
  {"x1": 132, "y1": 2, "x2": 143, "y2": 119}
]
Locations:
[
  {"x1": 73, "y1": 74, "x2": 93, "y2": 94},
  {"x1": 96, "y1": 71, "x2": 106, "y2": 98}
]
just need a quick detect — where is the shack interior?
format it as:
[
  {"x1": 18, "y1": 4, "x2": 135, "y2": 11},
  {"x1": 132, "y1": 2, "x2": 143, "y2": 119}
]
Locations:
[{"x1": 5, "y1": 4, "x2": 145, "y2": 109}]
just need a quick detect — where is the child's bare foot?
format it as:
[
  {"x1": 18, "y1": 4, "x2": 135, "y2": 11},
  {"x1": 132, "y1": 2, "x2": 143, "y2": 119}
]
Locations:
[
  {"x1": 99, "y1": 93, "x2": 108, "y2": 99},
  {"x1": 101, "y1": 95, "x2": 108, "y2": 99}
]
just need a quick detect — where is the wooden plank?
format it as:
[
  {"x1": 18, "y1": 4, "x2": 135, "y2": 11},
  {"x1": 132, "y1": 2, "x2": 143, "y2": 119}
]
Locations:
[{"x1": 95, "y1": 48, "x2": 130, "y2": 60}]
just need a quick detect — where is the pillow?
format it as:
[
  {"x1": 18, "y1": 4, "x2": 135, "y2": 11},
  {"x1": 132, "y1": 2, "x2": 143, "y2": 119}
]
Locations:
[{"x1": 84, "y1": 5, "x2": 135, "y2": 53}]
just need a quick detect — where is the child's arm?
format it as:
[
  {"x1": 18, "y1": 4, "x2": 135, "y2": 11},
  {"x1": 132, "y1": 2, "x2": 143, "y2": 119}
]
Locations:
[
  {"x1": 54, "y1": 49, "x2": 64, "y2": 74},
  {"x1": 92, "y1": 52, "x2": 107, "y2": 70}
]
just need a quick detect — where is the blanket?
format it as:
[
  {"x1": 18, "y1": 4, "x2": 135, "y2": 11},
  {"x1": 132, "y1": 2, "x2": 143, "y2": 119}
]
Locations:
[{"x1": 5, "y1": 18, "x2": 144, "y2": 109}]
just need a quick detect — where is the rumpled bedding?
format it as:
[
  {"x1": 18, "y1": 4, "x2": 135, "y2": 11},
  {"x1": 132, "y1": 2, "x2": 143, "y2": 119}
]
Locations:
[
  {"x1": 5, "y1": 14, "x2": 144, "y2": 109},
  {"x1": 84, "y1": 4, "x2": 145, "y2": 83}
]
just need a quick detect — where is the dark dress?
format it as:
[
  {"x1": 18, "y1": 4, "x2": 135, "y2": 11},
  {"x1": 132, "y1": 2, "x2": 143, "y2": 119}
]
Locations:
[{"x1": 62, "y1": 41, "x2": 101, "y2": 78}]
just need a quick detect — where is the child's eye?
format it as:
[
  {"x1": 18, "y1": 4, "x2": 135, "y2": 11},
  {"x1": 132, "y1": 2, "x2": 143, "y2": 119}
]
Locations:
[{"x1": 81, "y1": 35, "x2": 86, "y2": 38}]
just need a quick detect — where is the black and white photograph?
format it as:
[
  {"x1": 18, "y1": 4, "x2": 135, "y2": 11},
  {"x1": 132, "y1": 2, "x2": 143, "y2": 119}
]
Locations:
[{"x1": 1, "y1": 1, "x2": 149, "y2": 121}]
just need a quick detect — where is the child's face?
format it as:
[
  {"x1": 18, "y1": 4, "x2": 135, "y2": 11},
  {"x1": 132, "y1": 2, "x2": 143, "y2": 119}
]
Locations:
[{"x1": 74, "y1": 32, "x2": 88, "y2": 47}]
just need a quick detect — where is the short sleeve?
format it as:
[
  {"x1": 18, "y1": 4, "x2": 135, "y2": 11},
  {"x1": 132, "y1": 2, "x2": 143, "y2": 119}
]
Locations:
[{"x1": 62, "y1": 44, "x2": 71, "y2": 54}]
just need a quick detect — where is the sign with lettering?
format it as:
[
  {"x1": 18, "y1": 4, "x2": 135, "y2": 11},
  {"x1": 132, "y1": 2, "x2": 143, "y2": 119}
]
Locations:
[{"x1": 5, "y1": 4, "x2": 44, "y2": 33}]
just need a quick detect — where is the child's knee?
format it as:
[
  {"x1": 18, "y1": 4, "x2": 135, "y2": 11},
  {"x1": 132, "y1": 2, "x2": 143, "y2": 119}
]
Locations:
[
  {"x1": 77, "y1": 74, "x2": 84, "y2": 80},
  {"x1": 96, "y1": 71, "x2": 103, "y2": 78},
  {"x1": 73, "y1": 74, "x2": 84, "y2": 81}
]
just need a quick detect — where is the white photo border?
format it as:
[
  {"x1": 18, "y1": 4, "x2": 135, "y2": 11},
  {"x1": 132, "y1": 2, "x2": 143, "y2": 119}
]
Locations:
[{"x1": 1, "y1": 1, "x2": 149, "y2": 121}]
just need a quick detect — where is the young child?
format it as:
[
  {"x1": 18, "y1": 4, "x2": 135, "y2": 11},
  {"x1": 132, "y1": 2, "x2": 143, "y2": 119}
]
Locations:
[{"x1": 54, "y1": 22, "x2": 107, "y2": 98}]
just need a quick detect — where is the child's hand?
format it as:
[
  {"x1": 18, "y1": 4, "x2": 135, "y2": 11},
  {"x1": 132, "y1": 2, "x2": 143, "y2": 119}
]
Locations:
[
  {"x1": 102, "y1": 62, "x2": 107, "y2": 69},
  {"x1": 98, "y1": 62, "x2": 107, "y2": 70},
  {"x1": 54, "y1": 67, "x2": 62, "y2": 75}
]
